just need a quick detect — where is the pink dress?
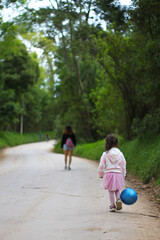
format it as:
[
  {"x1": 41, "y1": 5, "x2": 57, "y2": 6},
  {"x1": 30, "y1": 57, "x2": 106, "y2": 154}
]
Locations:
[{"x1": 98, "y1": 148, "x2": 126, "y2": 191}]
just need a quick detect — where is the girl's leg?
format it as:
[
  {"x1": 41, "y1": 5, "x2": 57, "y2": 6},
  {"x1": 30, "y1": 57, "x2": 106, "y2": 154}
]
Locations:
[
  {"x1": 68, "y1": 150, "x2": 73, "y2": 169},
  {"x1": 115, "y1": 190, "x2": 122, "y2": 210},
  {"x1": 115, "y1": 190, "x2": 120, "y2": 200},
  {"x1": 108, "y1": 190, "x2": 115, "y2": 206},
  {"x1": 64, "y1": 150, "x2": 68, "y2": 168}
]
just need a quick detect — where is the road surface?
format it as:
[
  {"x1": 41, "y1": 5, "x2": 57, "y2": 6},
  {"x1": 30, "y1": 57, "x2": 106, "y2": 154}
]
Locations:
[{"x1": 0, "y1": 140, "x2": 159, "y2": 240}]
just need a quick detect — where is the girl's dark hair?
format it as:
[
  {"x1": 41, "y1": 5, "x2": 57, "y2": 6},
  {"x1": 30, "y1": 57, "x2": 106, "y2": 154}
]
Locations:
[
  {"x1": 63, "y1": 125, "x2": 74, "y2": 135},
  {"x1": 105, "y1": 134, "x2": 118, "y2": 151}
]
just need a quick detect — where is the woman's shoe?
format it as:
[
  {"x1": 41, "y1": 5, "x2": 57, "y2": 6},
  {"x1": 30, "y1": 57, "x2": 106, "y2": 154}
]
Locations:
[{"x1": 68, "y1": 166, "x2": 71, "y2": 170}]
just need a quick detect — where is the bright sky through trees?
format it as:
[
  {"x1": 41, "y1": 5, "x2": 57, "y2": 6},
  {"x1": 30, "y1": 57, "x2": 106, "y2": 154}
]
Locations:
[
  {"x1": 28, "y1": 0, "x2": 132, "y2": 8},
  {"x1": 119, "y1": 0, "x2": 132, "y2": 5},
  {"x1": 2, "y1": 0, "x2": 132, "y2": 23}
]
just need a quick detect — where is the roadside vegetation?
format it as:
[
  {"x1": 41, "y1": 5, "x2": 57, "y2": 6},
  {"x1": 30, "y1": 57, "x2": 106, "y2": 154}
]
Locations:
[
  {"x1": 0, "y1": 131, "x2": 56, "y2": 149},
  {"x1": 54, "y1": 134, "x2": 160, "y2": 187}
]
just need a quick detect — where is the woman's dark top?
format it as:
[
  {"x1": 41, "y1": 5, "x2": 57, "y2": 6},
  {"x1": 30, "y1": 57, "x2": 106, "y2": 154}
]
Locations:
[{"x1": 61, "y1": 133, "x2": 76, "y2": 148}]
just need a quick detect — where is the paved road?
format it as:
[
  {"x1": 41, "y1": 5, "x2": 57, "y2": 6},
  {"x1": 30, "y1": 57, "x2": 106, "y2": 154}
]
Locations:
[{"x1": 0, "y1": 141, "x2": 159, "y2": 240}]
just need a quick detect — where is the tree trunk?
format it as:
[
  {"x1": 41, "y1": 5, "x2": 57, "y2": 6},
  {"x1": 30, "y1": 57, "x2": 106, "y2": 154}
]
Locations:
[
  {"x1": 69, "y1": 19, "x2": 84, "y2": 94},
  {"x1": 20, "y1": 115, "x2": 23, "y2": 135},
  {"x1": 86, "y1": 0, "x2": 92, "y2": 23}
]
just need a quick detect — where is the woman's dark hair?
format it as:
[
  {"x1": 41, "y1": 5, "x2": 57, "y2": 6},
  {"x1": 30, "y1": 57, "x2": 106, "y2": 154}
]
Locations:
[
  {"x1": 63, "y1": 125, "x2": 74, "y2": 135},
  {"x1": 105, "y1": 134, "x2": 118, "y2": 151}
]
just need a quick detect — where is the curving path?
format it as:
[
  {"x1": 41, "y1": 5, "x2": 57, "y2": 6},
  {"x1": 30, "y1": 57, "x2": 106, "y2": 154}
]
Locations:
[{"x1": 0, "y1": 140, "x2": 159, "y2": 240}]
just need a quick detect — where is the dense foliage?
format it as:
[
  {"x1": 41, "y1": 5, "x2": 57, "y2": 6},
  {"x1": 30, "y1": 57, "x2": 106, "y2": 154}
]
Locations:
[{"x1": 0, "y1": 0, "x2": 160, "y2": 141}]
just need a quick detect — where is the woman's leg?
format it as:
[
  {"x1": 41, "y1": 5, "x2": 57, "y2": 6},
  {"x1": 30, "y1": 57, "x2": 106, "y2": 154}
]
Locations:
[
  {"x1": 108, "y1": 190, "x2": 115, "y2": 206},
  {"x1": 64, "y1": 150, "x2": 68, "y2": 168},
  {"x1": 68, "y1": 150, "x2": 73, "y2": 169}
]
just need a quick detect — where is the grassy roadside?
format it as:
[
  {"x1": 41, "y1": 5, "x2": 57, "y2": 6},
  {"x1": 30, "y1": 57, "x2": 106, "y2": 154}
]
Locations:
[
  {"x1": 76, "y1": 136, "x2": 160, "y2": 186},
  {"x1": 0, "y1": 131, "x2": 56, "y2": 149},
  {"x1": 120, "y1": 135, "x2": 160, "y2": 185},
  {"x1": 54, "y1": 135, "x2": 160, "y2": 187},
  {"x1": 54, "y1": 139, "x2": 106, "y2": 160}
]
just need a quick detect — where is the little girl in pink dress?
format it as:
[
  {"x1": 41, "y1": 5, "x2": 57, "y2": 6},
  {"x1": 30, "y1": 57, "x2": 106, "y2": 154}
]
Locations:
[{"x1": 98, "y1": 134, "x2": 126, "y2": 212}]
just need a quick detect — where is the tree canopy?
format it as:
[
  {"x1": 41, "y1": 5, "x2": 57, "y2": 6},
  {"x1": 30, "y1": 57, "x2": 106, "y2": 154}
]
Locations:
[{"x1": 1, "y1": 0, "x2": 160, "y2": 140}]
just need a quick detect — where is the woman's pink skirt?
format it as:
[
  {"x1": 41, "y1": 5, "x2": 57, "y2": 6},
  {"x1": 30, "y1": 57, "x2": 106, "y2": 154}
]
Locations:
[{"x1": 102, "y1": 172, "x2": 125, "y2": 191}]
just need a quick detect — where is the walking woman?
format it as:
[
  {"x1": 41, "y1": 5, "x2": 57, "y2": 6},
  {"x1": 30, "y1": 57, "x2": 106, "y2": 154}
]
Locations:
[{"x1": 61, "y1": 125, "x2": 76, "y2": 170}]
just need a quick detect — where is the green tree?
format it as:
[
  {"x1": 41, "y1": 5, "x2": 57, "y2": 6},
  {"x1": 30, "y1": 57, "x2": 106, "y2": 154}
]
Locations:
[
  {"x1": 3, "y1": 43, "x2": 39, "y2": 94},
  {"x1": 129, "y1": 0, "x2": 160, "y2": 135},
  {"x1": 17, "y1": 0, "x2": 99, "y2": 139},
  {"x1": 4, "y1": 0, "x2": 160, "y2": 139},
  {"x1": 90, "y1": 73, "x2": 125, "y2": 138},
  {"x1": 94, "y1": 0, "x2": 128, "y2": 32},
  {"x1": 1, "y1": 40, "x2": 40, "y2": 132}
]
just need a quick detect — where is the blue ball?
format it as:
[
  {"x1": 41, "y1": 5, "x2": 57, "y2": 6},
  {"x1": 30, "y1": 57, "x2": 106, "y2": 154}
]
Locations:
[{"x1": 120, "y1": 188, "x2": 138, "y2": 205}]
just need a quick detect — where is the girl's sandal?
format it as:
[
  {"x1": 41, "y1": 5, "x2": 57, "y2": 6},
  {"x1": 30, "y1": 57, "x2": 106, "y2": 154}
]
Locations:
[
  {"x1": 109, "y1": 205, "x2": 116, "y2": 212},
  {"x1": 116, "y1": 199, "x2": 122, "y2": 210}
]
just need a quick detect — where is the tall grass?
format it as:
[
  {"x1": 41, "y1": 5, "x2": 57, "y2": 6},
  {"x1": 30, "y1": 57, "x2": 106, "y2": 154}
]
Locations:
[
  {"x1": 120, "y1": 134, "x2": 160, "y2": 185},
  {"x1": 73, "y1": 135, "x2": 124, "y2": 160},
  {"x1": 74, "y1": 140, "x2": 105, "y2": 160}
]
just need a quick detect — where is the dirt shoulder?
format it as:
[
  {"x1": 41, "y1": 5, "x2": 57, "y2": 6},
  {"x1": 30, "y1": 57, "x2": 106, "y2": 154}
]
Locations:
[{"x1": 126, "y1": 174, "x2": 160, "y2": 213}]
